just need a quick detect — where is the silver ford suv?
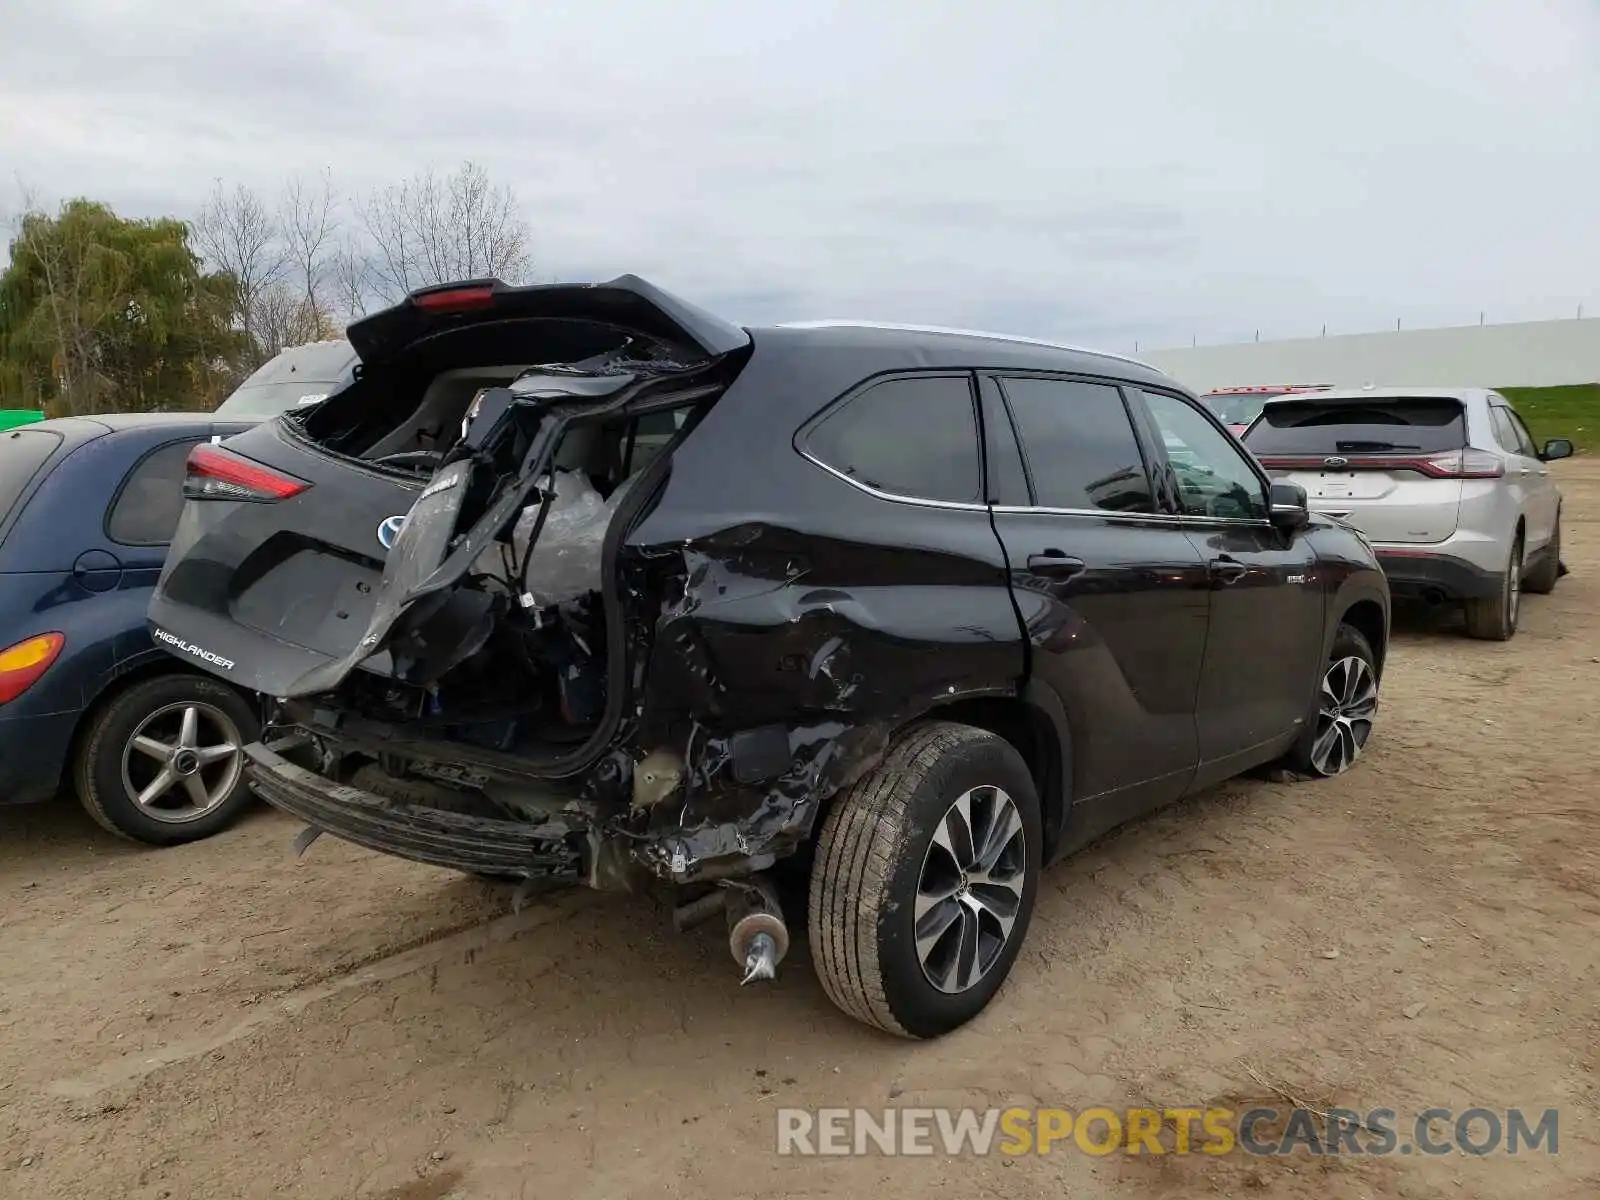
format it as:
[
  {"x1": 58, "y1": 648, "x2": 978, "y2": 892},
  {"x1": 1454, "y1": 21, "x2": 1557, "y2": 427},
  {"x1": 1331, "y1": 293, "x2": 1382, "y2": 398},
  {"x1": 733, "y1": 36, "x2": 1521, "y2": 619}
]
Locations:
[{"x1": 1244, "y1": 387, "x2": 1573, "y2": 640}]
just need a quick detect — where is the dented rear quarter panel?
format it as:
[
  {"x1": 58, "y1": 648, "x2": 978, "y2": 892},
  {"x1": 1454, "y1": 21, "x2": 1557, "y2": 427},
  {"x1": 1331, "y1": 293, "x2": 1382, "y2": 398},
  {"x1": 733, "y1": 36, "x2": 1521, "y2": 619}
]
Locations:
[{"x1": 620, "y1": 328, "x2": 1034, "y2": 877}]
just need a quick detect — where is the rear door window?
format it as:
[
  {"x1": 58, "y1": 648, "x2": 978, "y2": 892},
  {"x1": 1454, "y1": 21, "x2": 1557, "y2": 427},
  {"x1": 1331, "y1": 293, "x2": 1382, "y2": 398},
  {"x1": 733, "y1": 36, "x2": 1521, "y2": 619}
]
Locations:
[
  {"x1": 804, "y1": 374, "x2": 981, "y2": 503},
  {"x1": 998, "y1": 377, "x2": 1153, "y2": 513},
  {"x1": 0, "y1": 427, "x2": 63, "y2": 526},
  {"x1": 1245, "y1": 397, "x2": 1467, "y2": 456},
  {"x1": 107, "y1": 440, "x2": 202, "y2": 545}
]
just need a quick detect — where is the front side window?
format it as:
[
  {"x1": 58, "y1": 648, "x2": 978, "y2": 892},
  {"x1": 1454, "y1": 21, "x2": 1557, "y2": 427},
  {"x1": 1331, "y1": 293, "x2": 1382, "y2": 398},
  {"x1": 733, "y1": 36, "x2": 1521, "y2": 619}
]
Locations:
[
  {"x1": 1489, "y1": 407, "x2": 1523, "y2": 456},
  {"x1": 998, "y1": 377, "x2": 1153, "y2": 513},
  {"x1": 107, "y1": 440, "x2": 201, "y2": 545},
  {"x1": 1504, "y1": 407, "x2": 1540, "y2": 458},
  {"x1": 1138, "y1": 389, "x2": 1269, "y2": 521},
  {"x1": 804, "y1": 374, "x2": 981, "y2": 503}
]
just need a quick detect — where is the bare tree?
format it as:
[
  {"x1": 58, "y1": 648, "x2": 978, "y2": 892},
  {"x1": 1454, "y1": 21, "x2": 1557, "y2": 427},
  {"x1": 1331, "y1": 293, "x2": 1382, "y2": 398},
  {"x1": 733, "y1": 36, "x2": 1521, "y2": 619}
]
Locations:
[
  {"x1": 280, "y1": 169, "x2": 337, "y2": 322},
  {"x1": 328, "y1": 234, "x2": 372, "y2": 325},
  {"x1": 191, "y1": 180, "x2": 286, "y2": 365},
  {"x1": 358, "y1": 160, "x2": 531, "y2": 301},
  {"x1": 253, "y1": 279, "x2": 338, "y2": 360}
]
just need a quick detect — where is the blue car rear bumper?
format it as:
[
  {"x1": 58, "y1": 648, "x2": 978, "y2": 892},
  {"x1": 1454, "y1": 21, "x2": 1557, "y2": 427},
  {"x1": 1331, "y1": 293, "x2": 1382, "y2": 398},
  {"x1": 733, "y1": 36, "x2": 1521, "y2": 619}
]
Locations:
[{"x1": 0, "y1": 710, "x2": 78, "y2": 805}]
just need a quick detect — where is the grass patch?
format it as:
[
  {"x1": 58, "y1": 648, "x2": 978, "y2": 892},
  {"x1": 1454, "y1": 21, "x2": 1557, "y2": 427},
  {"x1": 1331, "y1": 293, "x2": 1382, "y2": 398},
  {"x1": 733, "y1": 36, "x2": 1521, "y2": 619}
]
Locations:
[{"x1": 1497, "y1": 383, "x2": 1599, "y2": 453}]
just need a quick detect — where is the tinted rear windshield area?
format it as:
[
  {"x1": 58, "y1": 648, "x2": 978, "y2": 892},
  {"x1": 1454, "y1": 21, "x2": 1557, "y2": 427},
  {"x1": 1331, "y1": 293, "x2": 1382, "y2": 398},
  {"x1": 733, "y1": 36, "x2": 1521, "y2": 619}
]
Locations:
[
  {"x1": 0, "y1": 427, "x2": 62, "y2": 523},
  {"x1": 1245, "y1": 397, "x2": 1466, "y2": 455},
  {"x1": 215, "y1": 379, "x2": 345, "y2": 419}
]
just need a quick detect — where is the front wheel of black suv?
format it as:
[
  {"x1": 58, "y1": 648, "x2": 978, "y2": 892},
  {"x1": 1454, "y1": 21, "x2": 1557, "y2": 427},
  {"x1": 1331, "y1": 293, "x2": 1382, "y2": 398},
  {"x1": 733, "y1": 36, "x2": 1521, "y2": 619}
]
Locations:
[
  {"x1": 807, "y1": 721, "x2": 1042, "y2": 1039},
  {"x1": 1285, "y1": 622, "x2": 1380, "y2": 779}
]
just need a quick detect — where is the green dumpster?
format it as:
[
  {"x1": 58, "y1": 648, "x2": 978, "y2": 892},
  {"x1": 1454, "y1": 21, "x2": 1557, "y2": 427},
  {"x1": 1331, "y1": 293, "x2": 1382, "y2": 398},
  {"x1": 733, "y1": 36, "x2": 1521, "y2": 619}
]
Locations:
[{"x1": 0, "y1": 410, "x2": 45, "y2": 431}]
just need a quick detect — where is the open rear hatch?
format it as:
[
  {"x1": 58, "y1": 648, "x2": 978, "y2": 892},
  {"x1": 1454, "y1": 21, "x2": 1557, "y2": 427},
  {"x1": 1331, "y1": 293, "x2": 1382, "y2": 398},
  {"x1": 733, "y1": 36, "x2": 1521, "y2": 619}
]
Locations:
[
  {"x1": 1245, "y1": 395, "x2": 1491, "y2": 543},
  {"x1": 148, "y1": 275, "x2": 748, "y2": 701}
]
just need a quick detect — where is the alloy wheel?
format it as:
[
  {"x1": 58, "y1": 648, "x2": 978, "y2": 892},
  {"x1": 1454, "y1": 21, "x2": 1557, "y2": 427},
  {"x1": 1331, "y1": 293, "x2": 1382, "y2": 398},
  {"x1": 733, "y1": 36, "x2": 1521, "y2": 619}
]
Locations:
[
  {"x1": 1309, "y1": 656, "x2": 1378, "y2": 776},
  {"x1": 914, "y1": 785, "x2": 1028, "y2": 994},
  {"x1": 120, "y1": 701, "x2": 245, "y2": 824}
]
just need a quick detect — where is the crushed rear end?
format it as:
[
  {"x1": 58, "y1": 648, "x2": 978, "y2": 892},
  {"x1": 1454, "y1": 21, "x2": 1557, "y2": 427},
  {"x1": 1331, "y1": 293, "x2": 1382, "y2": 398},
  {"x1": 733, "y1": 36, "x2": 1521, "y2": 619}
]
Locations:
[{"x1": 149, "y1": 276, "x2": 756, "y2": 889}]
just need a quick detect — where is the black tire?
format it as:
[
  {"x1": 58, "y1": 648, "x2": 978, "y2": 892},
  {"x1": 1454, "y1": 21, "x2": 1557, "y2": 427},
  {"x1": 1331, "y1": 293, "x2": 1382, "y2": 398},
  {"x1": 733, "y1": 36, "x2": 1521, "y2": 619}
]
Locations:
[
  {"x1": 75, "y1": 674, "x2": 259, "y2": 846},
  {"x1": 1464, "y1": 533, "x2": 1522, "y2": 641},
  {"x1": 1523, "y1": 513, "x2": 1561, "y2": 595},
  {"x1": 1284, "y1": 622, "x2": 1380, "y2": 778},
  {"x1": 807, "y1": 721, "x2": 1042, "y2": 1039}
]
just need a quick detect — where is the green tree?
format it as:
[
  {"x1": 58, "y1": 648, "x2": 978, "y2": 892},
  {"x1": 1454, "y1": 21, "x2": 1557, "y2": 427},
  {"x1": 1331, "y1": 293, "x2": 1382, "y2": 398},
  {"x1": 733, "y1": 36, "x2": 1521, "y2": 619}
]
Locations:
[{"x1": 0, "y1": 199, "x2": 247, "y2": 415}]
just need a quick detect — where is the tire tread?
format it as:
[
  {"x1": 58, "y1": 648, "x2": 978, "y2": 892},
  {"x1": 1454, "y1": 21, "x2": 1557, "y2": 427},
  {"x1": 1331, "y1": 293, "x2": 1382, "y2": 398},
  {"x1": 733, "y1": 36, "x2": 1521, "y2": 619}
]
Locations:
[{"x1": 808, "y1": 721, "x2": 993, "y2": 1037}]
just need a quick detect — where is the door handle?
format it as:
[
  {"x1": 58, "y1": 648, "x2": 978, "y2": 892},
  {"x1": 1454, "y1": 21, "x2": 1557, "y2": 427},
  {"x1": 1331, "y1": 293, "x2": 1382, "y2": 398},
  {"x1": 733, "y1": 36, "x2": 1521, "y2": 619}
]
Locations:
[
  {"x1": 1209, "y1": 556, "x2": 1247, "y2": 584},
  {"x1": 1026, "y1": 550, "x2": 1086, "y2": 579},
  {"x1": 1519, "y1": 467, "x2": 1531, "y2": 476}
]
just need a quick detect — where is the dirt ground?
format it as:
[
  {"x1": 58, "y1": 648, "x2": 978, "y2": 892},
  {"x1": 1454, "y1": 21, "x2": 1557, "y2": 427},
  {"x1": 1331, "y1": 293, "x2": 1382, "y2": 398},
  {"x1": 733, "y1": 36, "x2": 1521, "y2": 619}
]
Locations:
[{"x1": 3, "y1": 463, "x2": 1598, "y2": 1200}]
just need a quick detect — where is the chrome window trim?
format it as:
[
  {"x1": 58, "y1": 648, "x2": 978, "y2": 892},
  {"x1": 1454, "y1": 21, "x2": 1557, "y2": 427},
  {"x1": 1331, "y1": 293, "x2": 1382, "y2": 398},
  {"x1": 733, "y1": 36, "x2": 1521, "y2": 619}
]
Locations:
[{"x1": 799, "y1": 446, "x2": 1204, "y2": 526}]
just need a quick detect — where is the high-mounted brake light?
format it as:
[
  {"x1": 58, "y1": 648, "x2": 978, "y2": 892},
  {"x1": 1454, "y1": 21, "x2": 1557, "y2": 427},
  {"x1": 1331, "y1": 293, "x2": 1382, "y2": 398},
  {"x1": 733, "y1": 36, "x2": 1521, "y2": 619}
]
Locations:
[
  {"x1": 1205, "y1": 384, "x2": 1332, "y2": 396},
  {"x1": 183, "y1": 444, "x2": 311, "y2": 502},
  {"x1": 412, "y1": 285, "x2": 496, "y2": 313},
  {"x1": 1254, "y1": 450, "x2": 1505, "y2": 479},
  {"x1": 0, "y1": 632, "x2": 65, "y2": 704}
]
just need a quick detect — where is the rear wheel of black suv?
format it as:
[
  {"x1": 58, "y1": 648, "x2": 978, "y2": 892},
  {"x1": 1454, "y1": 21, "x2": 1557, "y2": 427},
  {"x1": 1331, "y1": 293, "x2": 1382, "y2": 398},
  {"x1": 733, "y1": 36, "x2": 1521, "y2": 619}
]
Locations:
[
  {"x1": 1285, "y1": 622, "x2": 1380, "y2": 779},
  {"x1": 1464, "y1": 533, "x2": 1522, "y2": 641},
  {"x1": 807, "y1": 721, "x2": 1041, "y2": 1039}
]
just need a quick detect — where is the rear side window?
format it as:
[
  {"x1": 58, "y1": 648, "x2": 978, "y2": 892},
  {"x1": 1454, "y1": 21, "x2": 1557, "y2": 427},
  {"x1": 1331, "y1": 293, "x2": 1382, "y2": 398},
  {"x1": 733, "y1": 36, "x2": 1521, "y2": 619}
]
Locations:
[
  {"x1": 1245, "y1": 397, "x2": 1466, "y2": 456},
  {"x1": 804, "y1": 375, "x2": 981, "y2": 503},
  {"x1": 107, "y1": 440, "x2": 201, "y2": 545},
  {"x1": 999, "y1": 377, "x2": 1153, "y2": 513},
  {"x1": 0, "y1": 428, "x2": 63, "y2": 525}
]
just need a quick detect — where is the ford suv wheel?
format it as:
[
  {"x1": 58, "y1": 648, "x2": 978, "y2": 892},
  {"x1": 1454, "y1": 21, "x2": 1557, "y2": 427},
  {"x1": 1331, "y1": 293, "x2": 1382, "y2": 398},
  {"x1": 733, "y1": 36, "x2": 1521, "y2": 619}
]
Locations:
[
  {"x1": 808, "y1": 721, "x2": 1042, "y2": 1038},
  {"x1": 1464, "y1": 534, "x2": 1522, "y2": 641}
]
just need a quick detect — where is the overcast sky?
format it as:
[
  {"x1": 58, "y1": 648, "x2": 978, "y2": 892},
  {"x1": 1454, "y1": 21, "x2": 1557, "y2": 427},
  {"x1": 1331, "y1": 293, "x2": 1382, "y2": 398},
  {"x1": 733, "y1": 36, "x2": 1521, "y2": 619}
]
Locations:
[{"x1": 2, "y1": 0, "x2": 1597, "y2": 352}]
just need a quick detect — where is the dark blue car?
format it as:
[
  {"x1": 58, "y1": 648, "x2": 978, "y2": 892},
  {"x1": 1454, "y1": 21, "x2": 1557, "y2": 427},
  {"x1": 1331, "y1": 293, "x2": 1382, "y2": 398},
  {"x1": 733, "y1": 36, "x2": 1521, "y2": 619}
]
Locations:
[{"x1": 0, "y1": 413, "x2": 264, "y2": 843}]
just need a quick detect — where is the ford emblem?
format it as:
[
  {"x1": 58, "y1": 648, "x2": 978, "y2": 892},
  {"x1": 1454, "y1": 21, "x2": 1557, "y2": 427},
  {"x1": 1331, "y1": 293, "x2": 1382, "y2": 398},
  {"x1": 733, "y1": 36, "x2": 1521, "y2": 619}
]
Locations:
[
  {"x1": 376, "y1": 514, "x2": 407, "y2": 550},
  {"x1": 1322, "y1": 456, "x2": 1348, "y2": 469}
]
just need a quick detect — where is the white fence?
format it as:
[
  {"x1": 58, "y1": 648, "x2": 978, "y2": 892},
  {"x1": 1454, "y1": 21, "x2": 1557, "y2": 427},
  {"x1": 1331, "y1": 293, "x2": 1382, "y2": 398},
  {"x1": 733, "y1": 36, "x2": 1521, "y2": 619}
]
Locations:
[{"x1": 1143, "y1": 318, "x2": 1600, "y2": 392}]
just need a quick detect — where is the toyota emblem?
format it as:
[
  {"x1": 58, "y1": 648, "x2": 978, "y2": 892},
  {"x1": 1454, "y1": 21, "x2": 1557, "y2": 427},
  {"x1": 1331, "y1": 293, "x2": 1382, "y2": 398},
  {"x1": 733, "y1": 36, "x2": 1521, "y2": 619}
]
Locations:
[{"x1": 376, "y1": 514, "x2": 407, "y2": 550}]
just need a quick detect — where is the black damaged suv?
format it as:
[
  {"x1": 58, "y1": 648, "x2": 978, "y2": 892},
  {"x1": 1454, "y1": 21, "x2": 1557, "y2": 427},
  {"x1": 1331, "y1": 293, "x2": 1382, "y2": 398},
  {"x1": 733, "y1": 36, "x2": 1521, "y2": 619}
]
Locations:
[{"x1": 149, "y1": 276, "x2": 1389, "y2": 1038}]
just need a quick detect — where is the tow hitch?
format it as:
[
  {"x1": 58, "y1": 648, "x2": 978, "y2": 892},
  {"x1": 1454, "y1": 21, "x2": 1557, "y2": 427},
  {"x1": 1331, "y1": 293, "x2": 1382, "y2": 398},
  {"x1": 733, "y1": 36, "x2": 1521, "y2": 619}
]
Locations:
[{"x1": 671, "y1": 874, "x2": 790, "y2": 985}]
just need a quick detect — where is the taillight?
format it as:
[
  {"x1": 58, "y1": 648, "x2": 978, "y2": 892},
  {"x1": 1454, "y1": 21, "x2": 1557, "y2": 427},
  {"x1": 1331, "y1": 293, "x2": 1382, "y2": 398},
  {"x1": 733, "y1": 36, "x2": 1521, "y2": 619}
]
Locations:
[
  {"x1": 0, "y1": 632, "x2": 65, "y2": 704},
  {"x1": 1254, "y1": 450, "x2": 1504, "y2": 479},
  {"x1": 412, "y1": 284, "x2": 496, "y2": 312},
  {"x1": 1412, "y1": 449, "x2": 1505, "y2": 479},
  {"x1": 184, "y1": 444, "x2": 310, "y2": 502}
]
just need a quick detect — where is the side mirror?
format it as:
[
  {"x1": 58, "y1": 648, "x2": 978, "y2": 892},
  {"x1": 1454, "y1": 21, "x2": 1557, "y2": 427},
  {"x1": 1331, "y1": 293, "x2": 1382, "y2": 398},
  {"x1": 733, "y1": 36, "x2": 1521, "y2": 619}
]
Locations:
[
  {"x1": 1540, "y1": 438, "x2": 1574, "y2": 462},
  {"x1": 1269, "y1": 480, "x2": 1310, "y2": 530}
]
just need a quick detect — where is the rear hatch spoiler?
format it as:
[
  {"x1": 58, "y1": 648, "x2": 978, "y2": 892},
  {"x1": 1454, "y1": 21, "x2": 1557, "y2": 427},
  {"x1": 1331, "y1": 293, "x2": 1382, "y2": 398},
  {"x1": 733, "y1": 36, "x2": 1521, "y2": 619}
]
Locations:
[{"x1": 345, "y1": 274, "x2": 751, "y2": 367}]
